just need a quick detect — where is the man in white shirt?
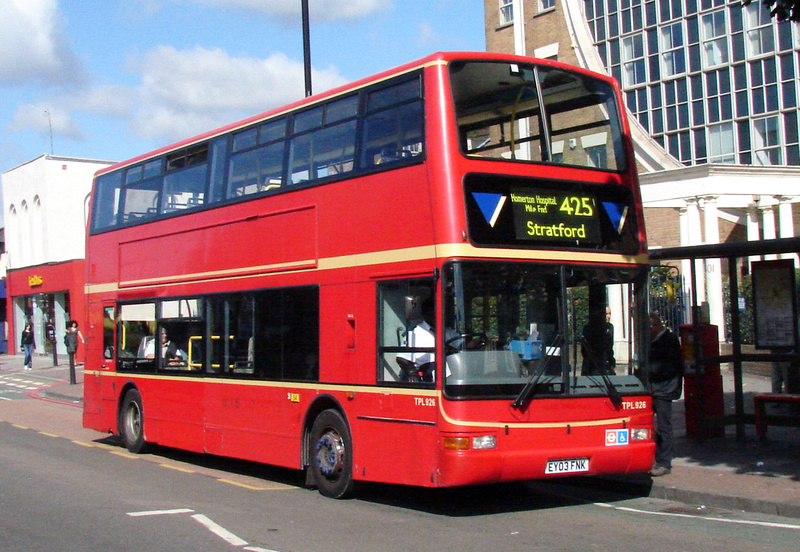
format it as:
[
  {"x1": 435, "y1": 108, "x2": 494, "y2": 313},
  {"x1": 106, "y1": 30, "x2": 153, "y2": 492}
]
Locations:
[{"x1": 397, "y1": 294, "x2": 436, "y2": 382}]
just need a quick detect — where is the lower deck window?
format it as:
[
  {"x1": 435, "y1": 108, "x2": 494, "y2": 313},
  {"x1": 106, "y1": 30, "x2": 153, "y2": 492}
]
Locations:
[{"x1": 114, "y1": 286, "x2": 319, "y2": 381}]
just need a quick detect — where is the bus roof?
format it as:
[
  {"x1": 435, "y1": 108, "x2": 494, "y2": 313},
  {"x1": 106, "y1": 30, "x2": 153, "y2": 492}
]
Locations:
[{"x1": 94, "y1": 51, "x2": 616, "y2": 178}]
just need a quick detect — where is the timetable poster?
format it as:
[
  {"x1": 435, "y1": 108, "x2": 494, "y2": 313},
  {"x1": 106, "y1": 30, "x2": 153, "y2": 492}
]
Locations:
[{"x1": 752, "y1": 259, "x2": 798, "y2": 350}]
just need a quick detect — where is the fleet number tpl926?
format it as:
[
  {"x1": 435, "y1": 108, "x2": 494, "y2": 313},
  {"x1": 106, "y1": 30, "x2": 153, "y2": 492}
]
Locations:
[
  {"x1": 415, "y1": 397, "x2": 436, "y2": 407},
  {"x1": 622, "y1": 401, "x2": 647, "y2": 410}
]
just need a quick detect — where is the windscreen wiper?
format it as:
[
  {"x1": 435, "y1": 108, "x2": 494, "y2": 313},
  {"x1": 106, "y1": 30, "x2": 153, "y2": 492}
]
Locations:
[
  {"x1": 512, "y1": 334, "x2": 563, "y2": 410},
  {"x1": 579, "y1": 337, "x2": 622, "y2": 409}
]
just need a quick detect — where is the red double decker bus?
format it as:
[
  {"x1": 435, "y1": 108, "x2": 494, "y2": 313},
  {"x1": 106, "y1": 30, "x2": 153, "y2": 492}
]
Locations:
[{"x1": 83, "y1": 51, "x2": 654, "y2": 498}]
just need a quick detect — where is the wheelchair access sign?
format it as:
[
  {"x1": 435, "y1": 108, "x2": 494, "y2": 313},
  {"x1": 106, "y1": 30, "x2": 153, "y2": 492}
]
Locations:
[{"x1": 605, "y1": 429, "x2": 629, "y2": 446}]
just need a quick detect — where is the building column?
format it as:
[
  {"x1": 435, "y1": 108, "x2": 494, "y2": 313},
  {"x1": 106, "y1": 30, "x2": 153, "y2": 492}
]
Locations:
[
  {"x1": 775, "y1": 196, "x2": 797, "y2": 264},
  {"x1": 13, "y1": 298, "x2": 26, "y2": 354},
  {"x1": 702, "y1": 196, "x2": 726, "y2": 341},
  {"x1": 606, "y1": 283, "x2": 627, "y2": 364},
  {"x1": 32, "y1": 295, "x2": 46, "y2": 357},
  {"x1": 54, "y1": 292, "x2": 68, "y2": 356},
  {"x1": 685, "y1": 198, "x2": 705, "y2": 307},
  {"x1": 746, "y1": 200, "x2": 762, "y2": 268},
  {"x1": 677, "y1": 206, "x2": 691, "y2": 325},
  {"x1": 512, "y1": 0, "x2": 526, "y2": 56},
  {"x1": 761, "y1": 203, "x2": 777, "y2": 260},
  {"x1": 511, "y1": 0, "x2": 531, "y2": 160}
]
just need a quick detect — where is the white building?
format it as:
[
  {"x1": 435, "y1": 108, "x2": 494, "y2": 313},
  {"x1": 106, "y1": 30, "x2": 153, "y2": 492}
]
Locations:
[{"x1": 2, "y1": 155, "x2": 113, "y2": 357}]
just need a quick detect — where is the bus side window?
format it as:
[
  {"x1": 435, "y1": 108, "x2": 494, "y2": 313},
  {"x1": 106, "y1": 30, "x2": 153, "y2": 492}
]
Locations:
[
  {"x1": 91, "y1": 171, "x2": 123, "y2": 231},
  {"x1": 205, "y1": 289, "x2": 318, "y2": 381},
  {"x1": 360, "y1": 101, "x2": 423, "y2": 169},
  {"x1": 118, "y1": 303, "x2": 157, "y2": 372},
  {"x1": 377, "y1": 279, "x2": 435, "y2": 385},
  {"x1": 159, "y1": 299, "x2": 203, "y2": 372},
  {"x1": 103, "y1": 306, "x2": 115, "y2": 359}
]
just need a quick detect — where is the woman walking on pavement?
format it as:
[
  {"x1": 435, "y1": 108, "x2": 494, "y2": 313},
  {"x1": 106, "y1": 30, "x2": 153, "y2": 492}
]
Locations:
[
  {"x1": 64, "y1": 320, "x2": 85, "y2": 384},
  {"x1": 21, "y1": 322, "x2": 35, "y2": 370}
]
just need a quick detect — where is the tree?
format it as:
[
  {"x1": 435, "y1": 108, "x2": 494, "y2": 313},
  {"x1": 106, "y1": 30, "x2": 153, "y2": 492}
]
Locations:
[{"x1": 742, "y1": 0, "x2": 800, "y2": 22}]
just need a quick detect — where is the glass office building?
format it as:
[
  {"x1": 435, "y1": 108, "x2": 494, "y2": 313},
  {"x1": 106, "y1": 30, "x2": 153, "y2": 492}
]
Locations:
[{"x1": 584, "y1": 0, "x2": 800, "y2": 168}]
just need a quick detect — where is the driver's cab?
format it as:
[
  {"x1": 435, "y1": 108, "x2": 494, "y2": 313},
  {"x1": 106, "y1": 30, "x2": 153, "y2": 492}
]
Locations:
[{"x1": 377, "y1": 278, "x2": 439, "y2": 385}]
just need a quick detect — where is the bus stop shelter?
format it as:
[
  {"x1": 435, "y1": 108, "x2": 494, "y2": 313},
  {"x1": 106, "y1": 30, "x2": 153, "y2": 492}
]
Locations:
[{"x1": 650, "y1": 236, "x2": 800, "y2": 440}]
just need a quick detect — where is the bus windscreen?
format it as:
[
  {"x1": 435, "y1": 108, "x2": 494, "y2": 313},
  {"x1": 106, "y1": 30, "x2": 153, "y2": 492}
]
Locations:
[{"x1": 450, "y1": 60, "x2": 627, "y2": 172}]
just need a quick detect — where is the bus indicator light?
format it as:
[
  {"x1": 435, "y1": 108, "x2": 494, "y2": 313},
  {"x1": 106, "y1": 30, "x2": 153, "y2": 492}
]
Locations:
[{"x1": 443, "y1": 437, "x2": 470, "y2": 450}]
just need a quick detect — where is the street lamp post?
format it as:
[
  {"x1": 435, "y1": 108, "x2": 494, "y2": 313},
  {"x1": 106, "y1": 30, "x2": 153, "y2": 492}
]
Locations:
[
  {"x1": 302, "y1": 0, "x2": 312, "y2": 97},
  {"x1": 29, "y1": 104, "x2": 53, "y2": 154}
]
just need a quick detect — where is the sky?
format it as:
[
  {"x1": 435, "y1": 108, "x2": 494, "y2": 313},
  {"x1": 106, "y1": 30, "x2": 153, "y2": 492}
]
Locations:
[{"x1": 0, "y1": 0, "x2": 486, "y2": 176}]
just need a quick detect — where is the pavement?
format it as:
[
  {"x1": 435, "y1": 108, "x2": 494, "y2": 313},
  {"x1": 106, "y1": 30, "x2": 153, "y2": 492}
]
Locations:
[{"x1": 1, "y1": 352, "x2": 799, "y2": 517}]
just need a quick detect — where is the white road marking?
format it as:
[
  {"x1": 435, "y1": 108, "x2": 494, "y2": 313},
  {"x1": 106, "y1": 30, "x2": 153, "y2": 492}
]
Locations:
[
  {"x1": 127, "y1": 508, "x2": 195, "y2": 517},
  {"x1": 127, "y1": 508, "x2": 280, "y2": 550},
  {"x1": 595, "y1": 502, "x2": 800, "y2": 530},
  {"x1": 191, "y1": 514, "x2": 249, "y2": 546}
]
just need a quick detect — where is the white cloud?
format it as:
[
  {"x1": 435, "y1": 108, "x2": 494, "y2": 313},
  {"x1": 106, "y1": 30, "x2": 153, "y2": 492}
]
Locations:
[
  {"x1": 188, "y1": 0, "x2": 391, "y2": 23},
  {"x1": 0, "y1": 0, "x2": 84, "y2": 86},
  {"x1": 416, "y1": 22, "x2": 438, "y2": 46},
  {"x1": 6, "y1": 46, "x2": 349, "y2": 148},
  {"x1": 126, "y1": 46, "x2": 349, "y2": 141},
  {"x1": 6, "y1": 84, "x2": 134, "y2": 143},
  {"x1": 9, "y1": 104, "x2": 85, "y2": 140}
]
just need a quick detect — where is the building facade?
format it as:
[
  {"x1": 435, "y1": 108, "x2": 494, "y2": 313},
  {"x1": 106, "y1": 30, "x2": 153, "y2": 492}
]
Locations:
[
  {"x1": 485, "y1": 0, "x2": 800, "y2": 340},
  {"x1": 2, "y1": 155, "x2": 113, "y2": 360}
]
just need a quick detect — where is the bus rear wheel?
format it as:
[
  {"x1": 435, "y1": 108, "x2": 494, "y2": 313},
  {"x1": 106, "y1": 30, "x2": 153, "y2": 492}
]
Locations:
[
  {"x1": 119, "y1": 388, "x2": 147, "y2": 453},
  {"x1": 309, "y1": 409, "x2": 354, "y2": 499}
]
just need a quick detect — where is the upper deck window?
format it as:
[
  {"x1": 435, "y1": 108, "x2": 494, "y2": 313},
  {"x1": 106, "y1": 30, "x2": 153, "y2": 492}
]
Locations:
[
  {"x1": 92, "y1": 171, "x2": 123, "y2": 231},
  {"x1": 90, "y1": 72, "x2": 423, "y2": 234},
  {"x1": 287, "y1": 94, "x2": 361, "y2": 186},
  {"x1": 360, "y1": 78, "x2": 424, "y2": 168},
  {"x1": 450, "y1": 60, "x2": 628, "y2": 172}
]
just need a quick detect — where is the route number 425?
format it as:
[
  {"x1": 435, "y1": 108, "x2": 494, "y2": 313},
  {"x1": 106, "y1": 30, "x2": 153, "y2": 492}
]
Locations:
[{"x1": 559, "y1": 196, "x2": 594, "y2": 217}]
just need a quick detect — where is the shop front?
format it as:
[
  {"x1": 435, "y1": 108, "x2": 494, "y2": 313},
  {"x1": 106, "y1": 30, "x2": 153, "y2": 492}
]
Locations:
[{"x1": 5, "y1": 260, "x2": 86, "y2": 364}]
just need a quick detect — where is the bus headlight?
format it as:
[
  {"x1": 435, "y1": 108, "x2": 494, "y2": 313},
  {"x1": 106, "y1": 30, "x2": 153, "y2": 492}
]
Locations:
[
  {"x1": 630, "y1": 428, "x2": 651, "y2": 441},
  {"x1": 471, "y1": 435, "x2": 497, "y2": 450}
]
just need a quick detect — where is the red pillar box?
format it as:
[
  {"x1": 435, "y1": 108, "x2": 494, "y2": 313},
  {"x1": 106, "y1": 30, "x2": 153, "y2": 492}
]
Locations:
[{"x1": 679, "y1": 324, "x2": 725, "y2": 439}]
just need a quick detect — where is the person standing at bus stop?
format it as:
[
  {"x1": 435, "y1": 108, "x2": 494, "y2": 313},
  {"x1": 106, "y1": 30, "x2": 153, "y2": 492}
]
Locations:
[
  {"x1": 64, "y1": 320, "x2": 85, "y2": 384},
  {"x1": 647, "y1": 312, "x2": 684, "y2": 477},
  {"x1": 21, "y1": 322, "x2": 35, "y2": 370}
]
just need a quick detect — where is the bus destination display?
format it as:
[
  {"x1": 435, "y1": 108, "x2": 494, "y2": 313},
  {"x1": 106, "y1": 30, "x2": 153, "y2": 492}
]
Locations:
[{"x1": 510, "y1": 188, "x2": 601, "y2": 244}]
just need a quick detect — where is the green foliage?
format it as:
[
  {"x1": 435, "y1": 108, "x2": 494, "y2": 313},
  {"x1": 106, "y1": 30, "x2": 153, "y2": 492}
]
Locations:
[
  {"x1": 648, "y1": 266, "x2": 685, "y2": 332},
  {"x1": 723, "y1": 274, "x2": 754, "y2": 344},
  {"x1": 743, "y1": 0, "x2": 800, "y2": 22}
]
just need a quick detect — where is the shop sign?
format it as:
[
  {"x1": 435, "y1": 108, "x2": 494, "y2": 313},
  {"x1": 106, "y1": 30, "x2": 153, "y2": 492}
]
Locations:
[{"x1": 28, "y1": 275, "x2": 43, "y2": 287}]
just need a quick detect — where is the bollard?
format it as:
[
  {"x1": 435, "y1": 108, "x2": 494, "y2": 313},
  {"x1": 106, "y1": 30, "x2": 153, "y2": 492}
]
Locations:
[{"x1": 68, "y1": 352, "x2": 76, "y2": 385}]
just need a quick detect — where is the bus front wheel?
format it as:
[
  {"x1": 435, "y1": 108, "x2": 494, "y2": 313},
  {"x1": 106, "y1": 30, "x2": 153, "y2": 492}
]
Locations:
[
  {"x1": 309, "y1": 409, "x2": 354, "y2": 499},
  {"x1": 119, "y1": 388, "x2": 147, "y2": 453}
]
